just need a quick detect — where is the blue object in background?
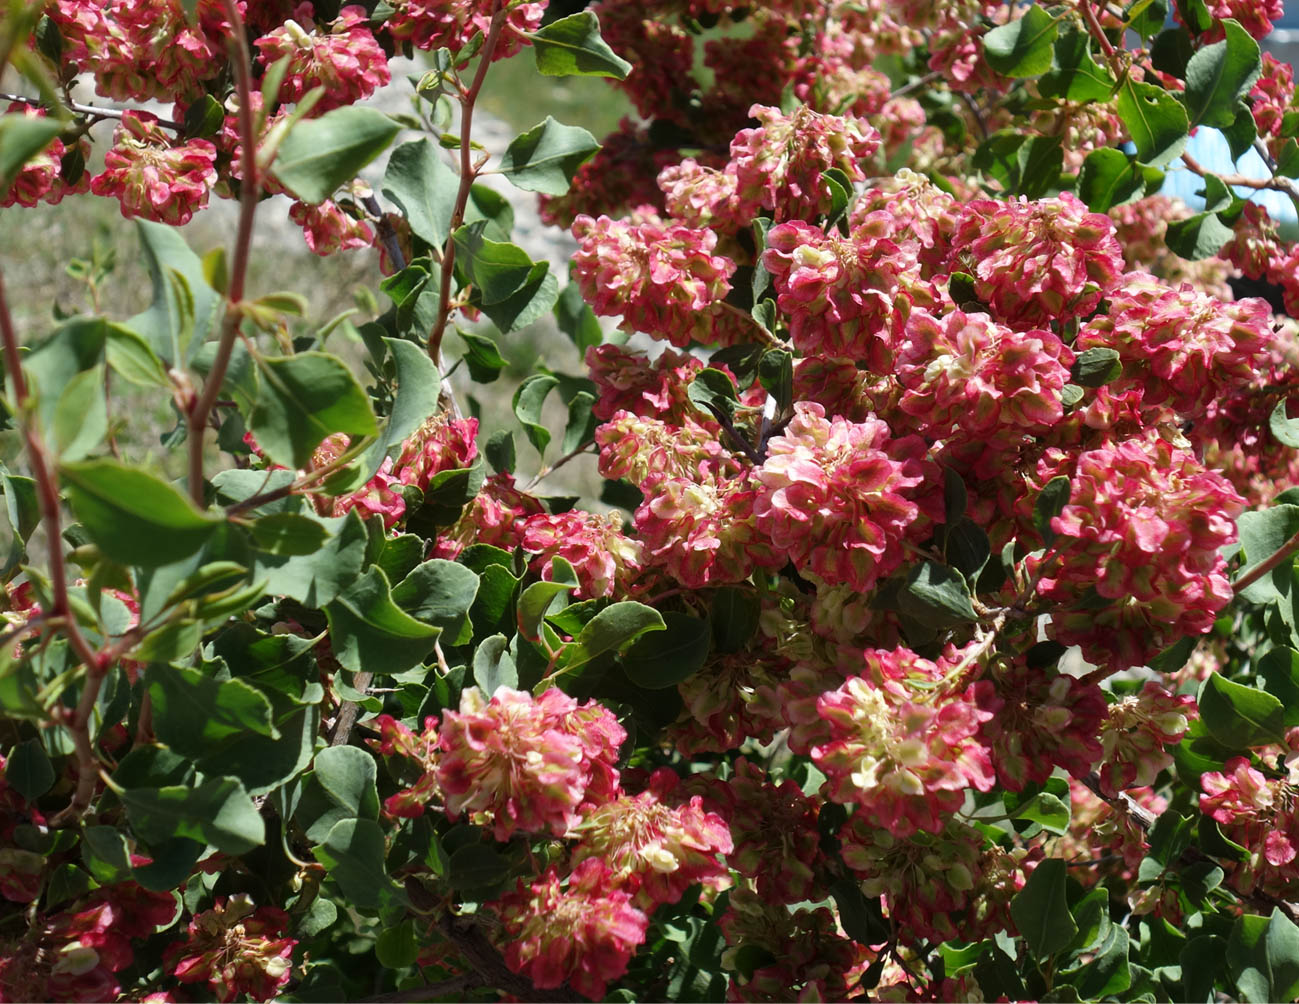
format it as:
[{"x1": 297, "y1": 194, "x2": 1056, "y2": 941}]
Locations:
[{"x1": 1158, "y1": 14, "x2": 1299, "y2": 238}]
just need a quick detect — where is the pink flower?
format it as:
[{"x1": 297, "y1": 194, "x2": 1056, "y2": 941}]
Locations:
[
  {"x1": 571, "y1": 213, "x2": 736, "y2": 347},
  {"x1": 1185, "y1": 0, "x2": 1284, "y2": 38},
  {"x1": 949, "y1": 192, "x2": 1124, "y2": 329},
  {"x1": 391, "y1": 414, "x2": 479, "y2": 492},
  {"x1": 708, "y1": 758, "x2": 823, "y2": 904},
  {"x1": 289, "y1": 199, "x2": 375, "y2": 255},
  {"x1": 431, "y1": 472, "x2": 544, "y2": 558},
  {"x1": 594, "y1": 0, "x2": 695, "y2": 120},
  {"x1": 840, "y1": 816, "x2": 984, "y2": 942},
  {"x1": 1076, "y1": 274, "x2": 1275, "y2": 421},
  {"x1": 669, "y1": 651, "x2": 790, "y2": 755},
  {"x1": 596, "y1": 411, "x2": 734, "y2": 488},
  {"x1": 570, "y1": 767, "x2": 733, "y2": 910},
  {"x1": 49, "y1": 0, "x2": 233, "y2": 101},
  {"x1": 730, "y1": 103, "x2": 881, "y2": 222},
  {"x1": 896, "y1": 309, "x2": 1074, "y2": 441},
  {"x1": 539, "y1": 118, "x2": 677, "y2": 228},
  {"x1": 366, "y1": 714, "x2": 440, "y2": 818},
  {"x1": 811, "y1": 667, "x2": 995, "y2": 836},
  {"x1": 635, "y1": 470, "x2": 783, "y2": 589},
  {"x1": 1035, "y1": 436, "x2": 1245, "y2": 671},
  {"x1": 975, "y1": 660, "x2": 1107, "y2": 792},
  {"x1": 762, "y1": 219, "x2": 920, "y2": 369},
  {"x1": 0, "y1": 103, "x2": 88, "y2": 209},
  {"x1": 494, "y1": 858, "x2": 648, "y2": 1000},
  {"x1": 164, "y1": 895, "x2": 294, "y2": 1003},
  {"x1": 387, "y1": 0, "x2": 546, "y2": 61},
  {"x1": 753, "y1": 402, "x2": 930, "y2": 593},
  {"x1": 254, "y1": 5, "x2": 391, "y2": 113},
  {"x1": 310, "y1": 434, "x2": 407, "y2": 529},
  {"x1": 1096, "y1": 682, "x2": 1196, "y2": 795},
  {"x1": 1251, "y1": 53, "x2": 1295, "y2": 138},
  {"x1": 89, "y1": 111, "x2": 216, "y2": 226},
  {"x1": 520, "y1": 509, "x2": 644, "y2": 599},
  {"x1": 436, "y1": 686, "x2": 624, "y2": 840},
  {"x1": 587, "y1": 344, "x2": 709, "y2": 424}
]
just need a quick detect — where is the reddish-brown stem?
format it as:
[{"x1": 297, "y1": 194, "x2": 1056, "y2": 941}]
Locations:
[
  {"x1": 0, "y1": 268, "x2": 100, "y2": 675},
  {"x1": 1234, "y1": 527, "x2": 1299, "y2": 594},
  {"x1": 427, "y1": 1, "x2": 509, "y2": 362},
  {"x1": 187, "y1": 0, "x2": 260, "y2": 505},
  {"x1": 1080, "y1": 0, "x2": 1117, "y2": 62},
  {"x1": 1181, "y1": 150, "x2": 1299, "y2": 201}
]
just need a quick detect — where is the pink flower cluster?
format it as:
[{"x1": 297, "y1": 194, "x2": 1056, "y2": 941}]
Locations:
[
  {"x1": 1096, "y1": 682, "x2": 1196, "y2": 796},
  {"x1": 1036, "y1": 436, "x2": 1245, "y2": 669},
  {"x1": 810, "y1": 647, "x2": 995, "y2": 836},
  {"x1": 89, "y1": 111, "x2": 217, "y2": 226},
  {"x1": 570, "y1": 213, "x2": 737, "y2": 347},
  {"x1": 754, "y1": 402, "x2": 930, "y2": 593},
  {"x1": 1201, "y1": 751, "x2": 1299, "y2": 896},
  {"x1": 367, "y1": 713, "x2": 441, "y2": 818},
  {"x1": 1, "y1": 103, "x2": 88, "y2": 209},
  {"x1": 949, "y1": 192, "x2": 1124, "y2": 330},
  {"x1": 437, "y1": 685, "x2": 625, "y2": 840},
  {"x1": 254, "y1": 5, "x2": 390, "y2": 112},
  {"x1": 163, "y1": 895, "x2": 295, "y2": 1003},
  {"x1": 387, "y1": 0, "x2": 546, "y2": 62},
  {"x1": 1076, "y1": 275, "x2": 1274, "y2": 422}
]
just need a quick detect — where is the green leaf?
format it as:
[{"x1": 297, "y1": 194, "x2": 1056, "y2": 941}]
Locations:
[
  {"x1": 248, "y1": 352, "x2": 378, "y2": 469},
  {"x1": 147, "y1": 665, "x2": 277, "y2": 761},
  {"x1": 577, "y1": 601, "x2": 665, "y2": 658},
  {"x1": 1068, "y1": 925, "x2": 1131, "y2": 998},
  {"x1": 478, "y1": 261, "x2": 559, "y2": 335},
  {"x1": 381, "y1": 137, "x2": 458, "y2": 249},
  {"x1": 326, "y1": 566, "x2": 441, "y2": 675},
  {"x1": 1223, "y1": 102, "x2": 1259, "y2": 160},
  {"x1": 313, "y1": 818, "x2": 407, "y2": 910},
  {"x1": 452, "y1": 223, "x2": 537, "y2": 305},
  {"x1": 376, "y1": 920, "x2": 420, "y2": 970},
  {"x1": 513, "y1": 373, "x2": 559, "y2": 456},
  {"x1": 758, "y1": 350, "x2": 794, "y2": 417},
  {"x1": 0, "y1": 113, "x2": 62, "y2": 192},
  {"x1": 122, "y1": 776, "x2": 264, "y2": 855},
  {"x1": 254, "y1": 510, "x2": 368, "y2": 607},
  {"x1": 1070, "y1": 346, "x2": 1122, "y2": 387},
  {"x1": 1182, "y1": 935, "x2": 1225, "y2": 1002},
  {"x1": 1015, "y1": 135, "x2": 1064, "y2": 199},
  {"x1": 983, "y1": 4, "x2": 1058, "y2": 77},
  {"x1": 1010, "y1": 858, "x2": 1078, "y2": 959},
  {"x1": 250, "y1": 513, "x2": 330, "y2": 557},
  {"x1": 562, "y1": 390, "x2": 597, "y2": 455},
  {"x1": 1035, "y1": 475, "x2": 1072, "y2": 545},
  {"x1": 486, "y1": 430, "x2": 515, "y2": 474},
  {"x1": 621, "y1": 611, "x2": 711, "y2": 689},
  {"x1": 126, "y1": 222, "x2": 221, "y2": 366},
  {"x1": 391, "y1": 558, "x2": 480, "y2": 638},
  {"x1": 313, "y1": 745, "x2": 380, "y2": 821},
  {"x1": 473, "y1": 634, "x2": 519, "y2": 695},
  {"x1": 1258, "y1": 648, "x2": 1299, "y2": 727},
  {"x1": 457, "y1": 328, "x2": 507, "y2": 383},
  {"x1": 1118, "y1": 78, "x2": 1191, "y2": 166},
  {"x1": 60, "y1": 459, "x2": 222, "y2": 568},
  {"x1": 5, "y1": 738, "x2": 54, "y2": 801},
  {"x1": 830, "y1": 879, "x2": 890, "y2": 945},
  {"x1": 688, "y1": 368, "x2": 739, "y2": 424},
  {"x1": 447, "y1": 842, "x2": 511, "y2": 892},
  {"x1": 1077, "y1": 148, "x2": 1148, "y2": 211},
  {"x1": 1164, "y1": 209, "x2": 1236, "y2": 259},
  {"x1": 1235, "y1": 504, "x2": 1299, "y2": 603},
  {"x1": 1267, "y1": 907, "x2": 1299, "y2": 1003},
  {"x1": 554, "y1": 281, "x2": 602, "y2": 353},
  {"x1": 1009, "y1": 790, "x2": 1071, "y2": 835},
  {"x1": 1270, "y1": 400, "x2": 1299, "y2": 448},
  {"x1": 499, "y1": 116, "x2": 600, "y2": 196},
  {"x1": 1182, "y1": 18, "x2": 1262, "y2": 129},
  {"x1": 50, "y1": 363, "x2": 107, "y2": 462},
  {"x1": 900, "y1": 561, "x2": 977, "y2": 625},
  {"x1": 517, "y1": 558, "x2": 579, "y2": 642},
  {"x1": 104, "y1": 322, "x2": 169, "y2": 388},
  {"x1": 1199, "y1": 672, "x2": 1285, "y2": 750},
  {"x1": 711, "y1": 586, "x2": 759, "y2": 653},
  {"x1": 528, "y1": 11, "x2": 633, "y2": 79},
  {"x1": 274, "y1": 105, "x2": 401, "y2": 204},
  {"x1": 1229, "y1": 913, "x2": 1275, "y2": 1004},
  {"x1": 1039, "y1": 26, "x2": 1116, "y2": 100},
  {"x1": 1277, "y1": 138, "x2": 1299, "y2": 178}
]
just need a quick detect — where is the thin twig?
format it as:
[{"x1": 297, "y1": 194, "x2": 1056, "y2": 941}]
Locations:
[
  {"x1": 331, "y1": 671, "x2": 373, "y2": 747},
  {"x1": 359, "y1": 975, "x2": 472, "y2": 1003},
  {"x1": 1181, "y1": 150, "x2": 1299, "y2": 202},
  {"x1": 427, "y1": 0, "x2": 509, "y2": 362},
  {"x1": 187, "y1": 1, "x2": 261, "y2": 505},
  {"x1": 0, "y1": 92, "x2": 185, "y2": 130},
  {"x1": 1234, "y1": 526, "x2": 1299, "y2": 594},
  {"x1": 888, "y1": 71, "x2": 941, "y2": 100}
]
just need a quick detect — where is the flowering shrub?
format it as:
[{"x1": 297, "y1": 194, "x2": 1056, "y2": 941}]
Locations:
[{"x1": 6, "y1": 0, "x2": 1299, "y2": 1000}]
